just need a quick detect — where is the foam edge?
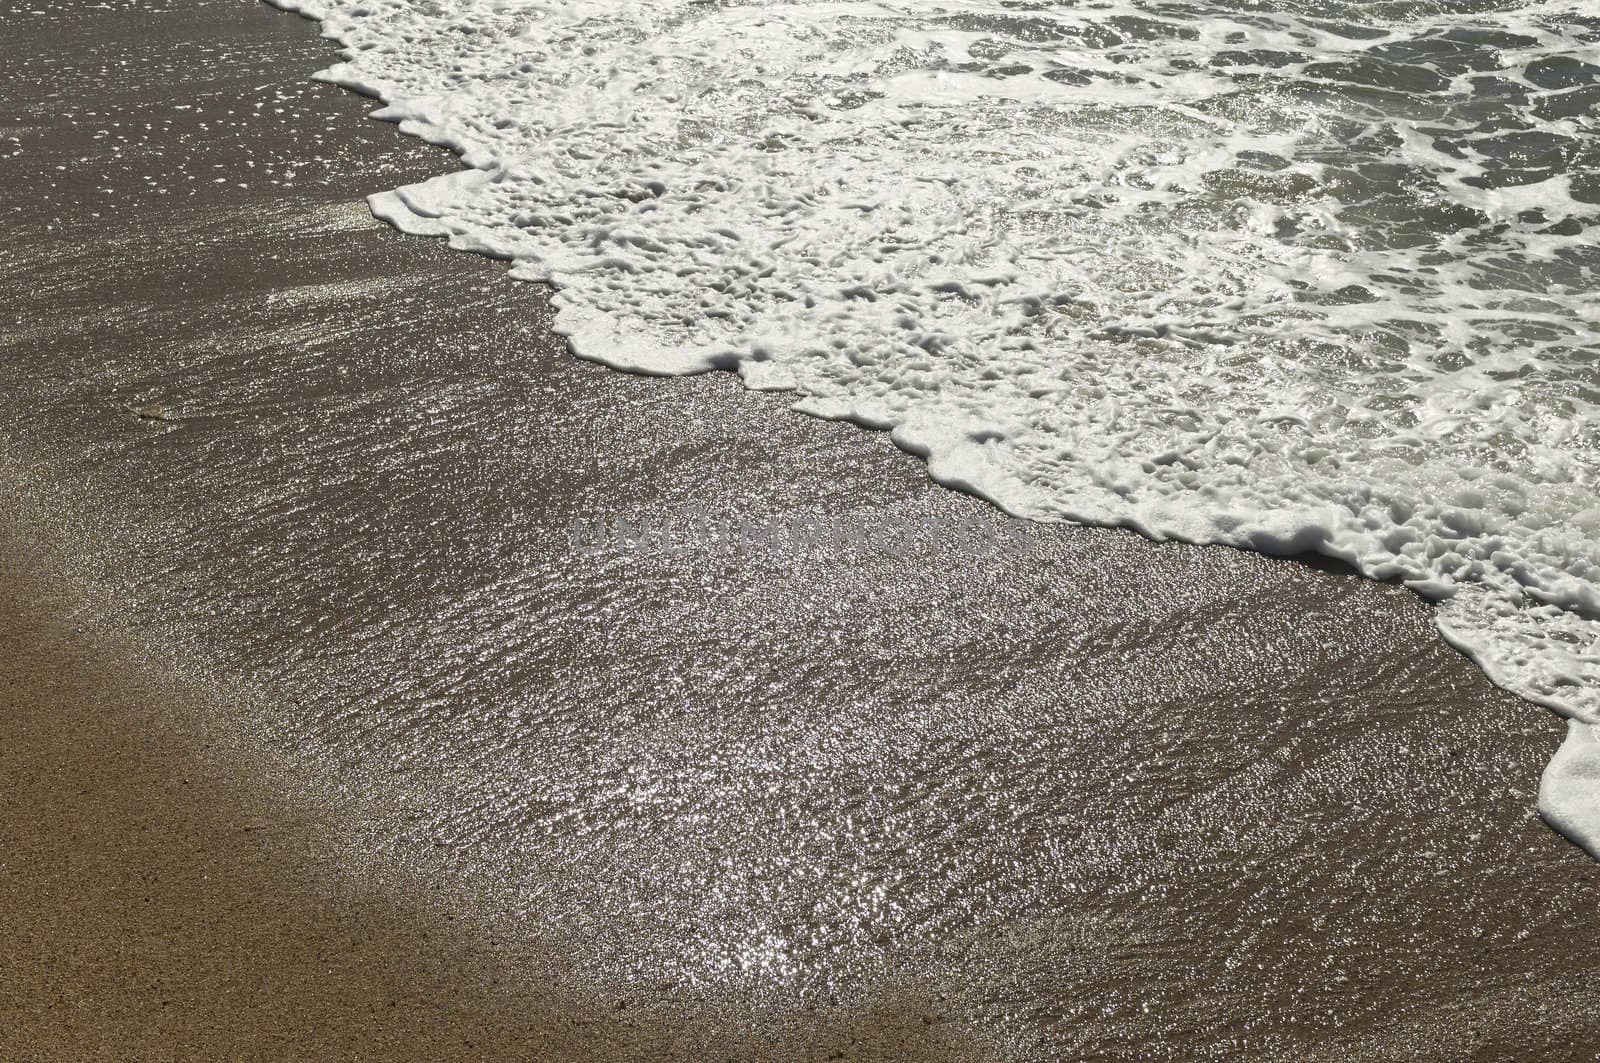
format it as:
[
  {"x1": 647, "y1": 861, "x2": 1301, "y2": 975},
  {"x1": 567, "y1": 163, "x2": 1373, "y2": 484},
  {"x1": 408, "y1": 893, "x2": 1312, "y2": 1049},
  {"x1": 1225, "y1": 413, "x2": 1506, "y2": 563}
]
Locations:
[{"x1": 1538, "y1": 720, "x2": 1600, "y2": 860}]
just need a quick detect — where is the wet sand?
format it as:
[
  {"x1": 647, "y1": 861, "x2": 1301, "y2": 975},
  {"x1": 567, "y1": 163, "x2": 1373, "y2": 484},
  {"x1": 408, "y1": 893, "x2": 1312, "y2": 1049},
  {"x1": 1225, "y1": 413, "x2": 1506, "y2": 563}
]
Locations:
[
  {"x1": 2, "y1": 0, "x2": 1598, "y2": 1059},
  {"x1": 0, "y1": 524, "x2": 982, "y2": 1062}
]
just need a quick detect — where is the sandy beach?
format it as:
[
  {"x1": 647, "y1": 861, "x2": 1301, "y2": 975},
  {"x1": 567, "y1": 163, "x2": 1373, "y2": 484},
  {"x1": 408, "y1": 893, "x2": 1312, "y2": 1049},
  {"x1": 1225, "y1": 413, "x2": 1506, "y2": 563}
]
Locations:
[{"x1": 2, "y1": 0, "x2": 1598, "y2": 1059}]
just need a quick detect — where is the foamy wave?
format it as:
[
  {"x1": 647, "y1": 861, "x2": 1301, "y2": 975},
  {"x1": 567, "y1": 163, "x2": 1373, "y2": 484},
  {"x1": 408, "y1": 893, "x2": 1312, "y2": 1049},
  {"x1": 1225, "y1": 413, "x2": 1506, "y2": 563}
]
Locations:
[{"x1": 268, "y1": 0, "x2": 1600, "y2": 852}]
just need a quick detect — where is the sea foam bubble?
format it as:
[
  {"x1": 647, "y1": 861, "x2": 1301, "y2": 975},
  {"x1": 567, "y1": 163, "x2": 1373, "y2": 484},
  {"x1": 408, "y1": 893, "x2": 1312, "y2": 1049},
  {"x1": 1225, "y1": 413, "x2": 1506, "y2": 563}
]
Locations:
[{"x1": 267, "y1": 0, "x2": 1600, "y2": 854}]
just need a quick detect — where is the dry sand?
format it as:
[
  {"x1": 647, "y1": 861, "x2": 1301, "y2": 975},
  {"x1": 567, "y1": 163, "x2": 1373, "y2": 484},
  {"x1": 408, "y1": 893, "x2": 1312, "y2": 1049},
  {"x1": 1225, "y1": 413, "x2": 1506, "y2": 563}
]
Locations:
[{"x1": 2, "y1": 0, "x2": 1598, "y2": 1059}]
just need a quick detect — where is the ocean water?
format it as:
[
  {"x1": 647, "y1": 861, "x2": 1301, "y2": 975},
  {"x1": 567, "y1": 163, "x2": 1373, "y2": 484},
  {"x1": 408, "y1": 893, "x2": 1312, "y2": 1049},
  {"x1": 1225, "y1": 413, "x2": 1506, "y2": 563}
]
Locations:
[{"x1": 268, "y1": 0, "x2": 1600, "y2": 853}]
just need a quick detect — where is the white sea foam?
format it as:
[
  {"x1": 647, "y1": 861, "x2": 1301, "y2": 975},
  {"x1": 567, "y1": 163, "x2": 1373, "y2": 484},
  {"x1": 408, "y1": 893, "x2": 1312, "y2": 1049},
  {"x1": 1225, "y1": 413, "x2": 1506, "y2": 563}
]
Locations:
[{"x1": 267, "y1": 0, "x2": 1600, "y2": 852}]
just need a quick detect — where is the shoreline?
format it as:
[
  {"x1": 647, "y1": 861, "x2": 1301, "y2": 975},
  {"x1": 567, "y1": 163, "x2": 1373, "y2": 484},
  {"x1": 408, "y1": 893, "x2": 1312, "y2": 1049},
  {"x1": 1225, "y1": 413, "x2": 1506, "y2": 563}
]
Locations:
[
  {"x1": 3, "y1": 0, "x2": 1599, "y2": 1058},
  {"x1": 272, "y1": 0, "x2": 1600, "y2": 861}
]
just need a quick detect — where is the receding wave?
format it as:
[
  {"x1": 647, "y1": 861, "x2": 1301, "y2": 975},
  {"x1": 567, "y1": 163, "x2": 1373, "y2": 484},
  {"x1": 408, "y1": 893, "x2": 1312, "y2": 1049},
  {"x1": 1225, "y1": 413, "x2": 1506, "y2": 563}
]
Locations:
[{"x1": 267, "y1": 0, "x2": 1600, "y2": 853}]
